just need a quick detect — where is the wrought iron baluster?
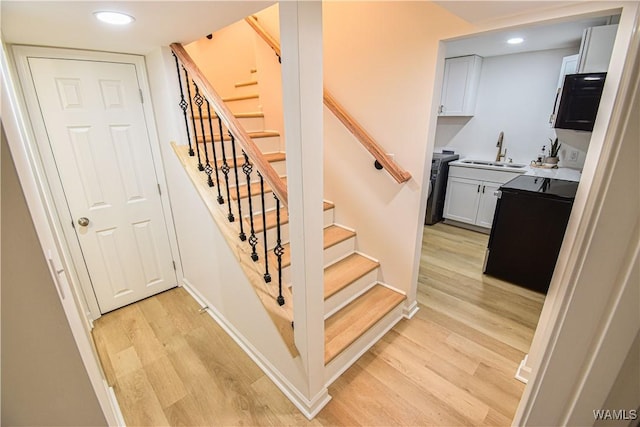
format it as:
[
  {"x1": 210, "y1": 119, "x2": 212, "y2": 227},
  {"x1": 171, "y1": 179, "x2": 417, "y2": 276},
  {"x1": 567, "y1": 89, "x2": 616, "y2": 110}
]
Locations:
[
  {"x1": 229, "y1": 133, "x2": 246, "y2": 241},
  {"x1": 217, "y1": 117, "x2": 234, "y2": 221},
  {"x1": 184, "y1": 70, "x2": 202, "y2": 168},
  {"x1": 193, "y1": 84, "x2": 212, "y2": 182},
  {"x1": 258, "y1": 172, "x2": 271, "y2": 283},
  {"x1": 172, "y1": 53, "x2": 194, "y2": 156},
  {"x1": 206, "y1": 100, "x2": 223, "y2": 198},
  {"x1": 274, "y1": 195, "x2": 285, "y2": 306},
  {"x1": 243, "y1": 151, "x2": 259, "y2": 261}
]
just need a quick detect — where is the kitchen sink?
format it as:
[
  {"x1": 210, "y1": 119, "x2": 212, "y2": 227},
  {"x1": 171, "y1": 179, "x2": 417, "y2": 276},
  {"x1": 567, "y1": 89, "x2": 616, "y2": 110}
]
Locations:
[{"x1": 460, "y1": 159, "x2": 527, "y2": 169}]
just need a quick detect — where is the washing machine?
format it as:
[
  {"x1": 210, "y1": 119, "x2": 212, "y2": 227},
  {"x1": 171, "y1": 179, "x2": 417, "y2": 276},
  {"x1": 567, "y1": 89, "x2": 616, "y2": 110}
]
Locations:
[{"x1": 425, "y1": 152, "x2": 459, "y2": 225}]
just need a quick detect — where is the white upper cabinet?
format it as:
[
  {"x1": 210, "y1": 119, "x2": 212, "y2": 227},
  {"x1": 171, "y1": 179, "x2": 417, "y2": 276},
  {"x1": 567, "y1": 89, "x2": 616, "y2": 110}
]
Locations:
[
  {"x1": 550, "y1": 54, "x2": 579, "y2": 126},
  {"x1": 439, "y1": 55, "x2": 483, "y2": 117},
  {"x1": 577, "y1": 24, "x2": 618, "y2": 73}
]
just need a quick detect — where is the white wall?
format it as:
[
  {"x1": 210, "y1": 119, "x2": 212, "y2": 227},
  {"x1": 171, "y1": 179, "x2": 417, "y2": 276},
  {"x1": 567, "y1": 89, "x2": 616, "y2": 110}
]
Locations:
[
  {"x1": 434, "y1": 47, "x2": 591, "y2": 166},
  {"x1": 322, "y1": 2, "x2": 474, "y2": 301}
]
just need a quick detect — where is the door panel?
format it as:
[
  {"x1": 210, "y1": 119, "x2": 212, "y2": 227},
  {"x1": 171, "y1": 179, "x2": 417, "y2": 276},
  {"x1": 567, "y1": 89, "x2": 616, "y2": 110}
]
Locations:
[
  {"x1": 476, "y1": 182, "x2": 501, "y2": 228},
  {"x1": 443, "y1": 177, "x2": 481, "y2": 224},
  {"x1": 28, "y1": 57, "x2": 176, "y2": 313}
]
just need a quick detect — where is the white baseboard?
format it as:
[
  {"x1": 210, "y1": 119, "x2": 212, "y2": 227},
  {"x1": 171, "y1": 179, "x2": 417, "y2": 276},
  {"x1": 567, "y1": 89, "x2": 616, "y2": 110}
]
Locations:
[
  {"x1": 403, "y1": 300, "x2": 419, "y2": 319},
  {"x1": 515, "y1": 353, "x2": 531, "y2": 384},
  {"x1": 104, "y1": 380, "x2": 126, "y2": 426},
  {"x1": 181, "y1": 279, "x2": 330, "y2": 419}
]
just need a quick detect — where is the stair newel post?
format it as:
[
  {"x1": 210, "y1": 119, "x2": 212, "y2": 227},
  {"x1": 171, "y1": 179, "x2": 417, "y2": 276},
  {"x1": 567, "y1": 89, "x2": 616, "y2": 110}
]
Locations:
[
  {"x1": 229, "y1": 133, "x2": 246, "y2": 241},
  {"x1": 274, "y1": 195, "x2": 285, "y2": 306},
  {"x1": 183, "y1": 72, "x2": 203, "y2": 170},
  {"x1": 217, "y1": 117, "x2": 234, "y2": 221},
  {"x1": 172, "y1": 53, "x2": 194, "y2": 156},
  {"x1": 258, "y1": 171, "x2": 271, "y2": 283},
  {"x1": 193, "y1": 84, "x2": 212, "y2": 181},
  {"x1": 205, "y1": 100, "x2": 223, "y2": 196},
  {"x1": 243, "y1": 151, "x2": 259, "y2": 262}
]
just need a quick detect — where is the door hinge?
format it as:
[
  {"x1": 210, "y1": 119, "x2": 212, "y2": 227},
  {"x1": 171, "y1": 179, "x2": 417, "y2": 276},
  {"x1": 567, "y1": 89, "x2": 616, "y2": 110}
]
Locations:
[
  {"x1": 172, "y1": 261, "x2": 176, "y2": 271},
  {"x1": 157, "y1": 183, "x2": 161, "y2": 196},
  {"x1": 139, "y1": 89, "x2": 144, "y2": 103},
  {"x1": 71, "y1": 219, "x2": 75, "y2": 229}
]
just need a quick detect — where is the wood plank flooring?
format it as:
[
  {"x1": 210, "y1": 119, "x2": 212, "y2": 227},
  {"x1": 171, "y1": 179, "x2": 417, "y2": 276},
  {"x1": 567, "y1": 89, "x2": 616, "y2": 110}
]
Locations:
[{"x1": 92, "y1": 222, "x2": 544, "y2": 426}]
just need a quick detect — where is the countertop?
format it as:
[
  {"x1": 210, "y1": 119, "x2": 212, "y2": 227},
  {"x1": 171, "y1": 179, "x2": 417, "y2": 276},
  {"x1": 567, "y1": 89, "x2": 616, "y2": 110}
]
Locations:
[{"x1": 449, "y1": 159, "x2": 581, "y2": 182}]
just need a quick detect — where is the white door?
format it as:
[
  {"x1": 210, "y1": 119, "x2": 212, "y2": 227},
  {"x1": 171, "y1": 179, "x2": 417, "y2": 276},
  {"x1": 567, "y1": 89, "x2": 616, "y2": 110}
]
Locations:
[{"x1": 28, "y1": 57, "x2": 177, "y2": 313}]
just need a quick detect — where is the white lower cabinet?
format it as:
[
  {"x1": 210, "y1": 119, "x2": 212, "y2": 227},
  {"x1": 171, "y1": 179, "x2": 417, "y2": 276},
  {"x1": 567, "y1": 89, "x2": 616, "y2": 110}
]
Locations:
[{"x1": 444, "y1": 165, "x2": 523, "y2": 230}]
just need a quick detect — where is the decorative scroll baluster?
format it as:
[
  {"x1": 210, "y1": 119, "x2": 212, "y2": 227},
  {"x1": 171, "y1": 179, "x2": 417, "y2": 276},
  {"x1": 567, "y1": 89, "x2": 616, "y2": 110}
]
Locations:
[
  {"x1": 205, "y1": 100, "x2": 223, "y2": 196},
  {"x1": 184, "y1": 70, "x2": 203, "y2": 170},
  {"x1": 229, "y1": 134, "x2": 246, "y2": 241},
  {"x1": 243, "y1": 151, "x2": 259, "y2": 261},
  {"x1": 193, "y1": 84, "x2": 213, "y2": 185},
  {"x1": 258, "y1": 172, "x2": 271, "y2": 283},
  {"x1": 172, "y1": 53, "x2": 194, "y2": 156},
  {"x1": 273, "y1": 195, "x2": 285, "y2": 306},
  {"x1": 217, "y1": 117, "x2": 234, "y2": 221}
]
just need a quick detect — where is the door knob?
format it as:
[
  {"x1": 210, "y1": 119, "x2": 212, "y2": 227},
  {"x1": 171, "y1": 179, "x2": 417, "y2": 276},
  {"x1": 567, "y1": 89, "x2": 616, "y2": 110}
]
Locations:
[{"x1": 77, "y1": 217, "x2": 90, "y2": 227}]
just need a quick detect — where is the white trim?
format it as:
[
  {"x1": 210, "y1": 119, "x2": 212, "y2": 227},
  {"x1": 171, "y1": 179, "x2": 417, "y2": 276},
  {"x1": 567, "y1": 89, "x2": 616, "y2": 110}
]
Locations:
[
  {"x1": 402, "y1": 300, "x2": 419, "y2": 319},
  {"x1": 180, "y1": 279, "x2": 332, "y2": 420},
  {"x1": 10, "y1": 45, "x2": 182, "y2": 319},
  {"x1": 105, "y1": 381, "x2": 126, "y2": 427},
  {"x1": 1, "y1": 41, "x2": 120, "y2": 426},
  {"x1": 515, "y1": 354, "x2": 531, "y2": 384}
]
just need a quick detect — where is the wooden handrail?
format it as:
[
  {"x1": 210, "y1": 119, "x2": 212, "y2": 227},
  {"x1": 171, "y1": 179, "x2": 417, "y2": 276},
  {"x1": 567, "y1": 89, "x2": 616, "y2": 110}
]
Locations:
[
  {"x1": 245, "y1": 16, "x2": 281, "y2": 58},
  {"x1": 170, "y1": 43, "x2": 288, "y2": 207},
  {"x1": 245, "y1": 16, "x2": 411, "y2": 184}
]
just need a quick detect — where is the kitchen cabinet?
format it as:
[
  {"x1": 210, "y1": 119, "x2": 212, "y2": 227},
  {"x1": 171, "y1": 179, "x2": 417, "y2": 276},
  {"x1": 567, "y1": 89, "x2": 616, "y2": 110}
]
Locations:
[
  {"x1": 444, "y1": 177, "x2": 501, "y2": 228},
  {"x1": 577, "y1": 24, "x2": 618, "y2": 73},
  {"x1": 439, "y1": 55, "x2": 482, "y2": 117},
  {"x1": 443, "y1": 165, "x2": 523, "y2": 230},
  {"x1": 550, "y1": 54, "x2": 579, "y2": 126}
]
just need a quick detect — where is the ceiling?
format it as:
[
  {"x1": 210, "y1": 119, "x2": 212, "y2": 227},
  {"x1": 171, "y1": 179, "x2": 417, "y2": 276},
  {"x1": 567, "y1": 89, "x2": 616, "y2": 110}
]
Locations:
[
  {"x1": 443, "y1": 15, "x2": 613, "y2": 58},
  {"x1": 1, "y1": 1, "x2": 274, "y2": 55}
]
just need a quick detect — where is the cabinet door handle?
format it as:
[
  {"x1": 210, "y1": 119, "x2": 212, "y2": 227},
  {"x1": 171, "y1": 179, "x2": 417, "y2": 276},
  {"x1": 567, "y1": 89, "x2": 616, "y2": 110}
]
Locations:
[
  {"x1": 438, "y1": 105, "x2": 444, "y2": 114},
  {"x1": 477, "y1": 184, "x2": 481, "y2": 193},
  {"x1": 482, "y1": 185, "x2": 485, "y2": 193}
]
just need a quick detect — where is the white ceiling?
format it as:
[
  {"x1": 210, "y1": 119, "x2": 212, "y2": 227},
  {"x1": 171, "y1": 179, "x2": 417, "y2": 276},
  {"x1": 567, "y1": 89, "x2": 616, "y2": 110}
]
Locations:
[
  {"x1": 443, "y1": 15, "x2": 612, "y2": 58},
  {"x1": 1, "y1": 1, "x2": 274, "y2": 55}
]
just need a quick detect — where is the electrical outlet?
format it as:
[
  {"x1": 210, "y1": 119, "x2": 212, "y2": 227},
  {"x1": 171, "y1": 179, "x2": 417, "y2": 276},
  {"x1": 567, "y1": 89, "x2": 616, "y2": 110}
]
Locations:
[{"x1": 569, "y1": 149, "x2": 579, "y2": 162}]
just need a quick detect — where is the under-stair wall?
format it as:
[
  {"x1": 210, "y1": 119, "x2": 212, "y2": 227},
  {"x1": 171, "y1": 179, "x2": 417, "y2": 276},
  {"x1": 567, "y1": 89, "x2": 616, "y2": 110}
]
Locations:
[{"x1": 144, "y1": 46, "x2": 311, "y2": 409}]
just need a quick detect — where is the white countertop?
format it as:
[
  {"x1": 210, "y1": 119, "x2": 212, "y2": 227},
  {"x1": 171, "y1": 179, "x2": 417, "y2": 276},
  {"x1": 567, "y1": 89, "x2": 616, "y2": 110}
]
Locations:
[{"x1": 450, "y1": 159, "x2": 581, "y2": 182}]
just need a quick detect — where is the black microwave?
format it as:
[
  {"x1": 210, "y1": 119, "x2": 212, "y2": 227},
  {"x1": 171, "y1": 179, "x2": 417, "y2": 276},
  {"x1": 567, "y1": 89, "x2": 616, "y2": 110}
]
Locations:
[{"x1": 553, "y1": 72, "x2": 607, "y2": 131}]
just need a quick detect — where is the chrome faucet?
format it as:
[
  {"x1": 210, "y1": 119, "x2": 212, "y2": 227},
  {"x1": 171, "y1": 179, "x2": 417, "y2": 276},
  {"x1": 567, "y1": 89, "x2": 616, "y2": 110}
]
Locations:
[{"x1": 496, "y1": 131, "x2": 507, "y2": 162}]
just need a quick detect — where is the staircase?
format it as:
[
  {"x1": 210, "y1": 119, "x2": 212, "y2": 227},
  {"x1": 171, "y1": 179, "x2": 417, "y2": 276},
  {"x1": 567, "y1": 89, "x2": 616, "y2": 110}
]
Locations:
[{"x1": 181, "y1": 66, "x2": 406, "y2": 380}]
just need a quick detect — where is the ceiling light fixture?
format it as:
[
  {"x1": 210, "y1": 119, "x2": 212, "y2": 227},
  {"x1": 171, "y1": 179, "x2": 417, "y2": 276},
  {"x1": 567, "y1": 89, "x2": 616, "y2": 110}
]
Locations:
[
  {"x1": 94, "y1": 11, "x2": 135, "y2": 26},
  {"x1": 507, "y1": 37, "x2": 524, "y2": 45}
]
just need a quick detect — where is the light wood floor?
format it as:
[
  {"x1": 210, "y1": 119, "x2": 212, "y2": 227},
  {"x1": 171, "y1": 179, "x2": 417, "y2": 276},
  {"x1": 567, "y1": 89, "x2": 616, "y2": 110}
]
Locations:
[{"x1": 92, "y1": 223, "x2": 545, "y2": 426}]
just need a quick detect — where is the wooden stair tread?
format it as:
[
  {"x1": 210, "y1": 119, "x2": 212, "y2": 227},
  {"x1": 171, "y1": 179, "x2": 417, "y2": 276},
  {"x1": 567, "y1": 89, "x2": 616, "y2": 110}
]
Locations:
[
  {"x1": 231, "y1": 177, "x2": 287, "y2": 200},
  {"x1": 222, "y1": 94, "x2": 259, "y2": 102},
  {"x1": 192, "y1": 111, "x2": 263, "y2": 121},
  {"x1": 324, "y1": 253, "x2": 379, "y2": 300},
  {"x1": 251, "y1": 201, "x2": 334, "y2": 233},
  {"x1": 235, "y1": 80, "x2": 258, "y2": 88},
  {"x1": 196, "y1": 130, "x2": 280, "y2": 144},
  {"x1": 214, "y1": 152, "x2": 285, "y2": 170},
  {"x1": 324, "y1": 284, "x2": 405, "y2": 364},
  {"x1": 269, "y1": 222, "x2": 352, "y2": 269}
]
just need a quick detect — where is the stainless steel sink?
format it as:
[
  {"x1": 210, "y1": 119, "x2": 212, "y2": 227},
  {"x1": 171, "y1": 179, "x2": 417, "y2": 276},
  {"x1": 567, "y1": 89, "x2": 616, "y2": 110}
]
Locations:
[{"x1": 460, "y1": 159, "x2": 526, "y2": 169}]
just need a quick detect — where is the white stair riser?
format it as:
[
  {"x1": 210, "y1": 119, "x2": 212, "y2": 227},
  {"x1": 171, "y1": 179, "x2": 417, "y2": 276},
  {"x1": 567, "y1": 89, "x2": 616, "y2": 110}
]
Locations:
[
  {"x1": 251, "y1": 207, "x2": 335, "y2": 250},
  {"x1": 233, "y1": 83, "x2": 259, "y2": 97},
  {"x1": 194, "y1": 116, "x2": 264, "y2": 134},
  {"x1": 198, "y1": 135, "x2": 282, "y2": 156},
  {"x1": 324, "y1": 269, "x2": 379, "y2": 317},
  {"x1": 324, "y1": 302, "x2": 404, "y2": 386},
  {"x1": 323, "y1": 237, "x2": 356, "y2": 268},
  {"x1": 224, "y1": 97, "x2": 261, "y2": 113},
  {"x1": 210, "y1": 160, "x2": 286, "y2": 188}
]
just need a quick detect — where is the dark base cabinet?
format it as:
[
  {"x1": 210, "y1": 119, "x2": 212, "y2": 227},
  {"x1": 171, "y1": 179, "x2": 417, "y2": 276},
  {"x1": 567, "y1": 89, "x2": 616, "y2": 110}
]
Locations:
[{"x1": 484, "y1": 176, "x2": 578, "y2": 294}]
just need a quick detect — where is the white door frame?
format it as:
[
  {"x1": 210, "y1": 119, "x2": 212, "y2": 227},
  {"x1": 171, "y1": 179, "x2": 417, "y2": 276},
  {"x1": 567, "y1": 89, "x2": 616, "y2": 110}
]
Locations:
[{"x1": 12, "y1": 45, "x2": 183, "y2": 320}]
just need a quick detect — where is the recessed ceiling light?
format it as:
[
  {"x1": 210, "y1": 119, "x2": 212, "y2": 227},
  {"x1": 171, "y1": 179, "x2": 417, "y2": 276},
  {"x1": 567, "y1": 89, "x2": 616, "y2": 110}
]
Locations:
[
  {"x1": 507, "y1": 37, "x2": 524, "y2": 45},
  {"x1": 94, "y1": 11, "x2": 135, "y2": 26}
]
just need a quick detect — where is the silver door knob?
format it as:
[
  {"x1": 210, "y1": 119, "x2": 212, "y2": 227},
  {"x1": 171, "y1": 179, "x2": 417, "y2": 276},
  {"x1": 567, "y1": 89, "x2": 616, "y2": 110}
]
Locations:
[{"x1": 77, "y1": 217, "x2": 90, "y2": 227}]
